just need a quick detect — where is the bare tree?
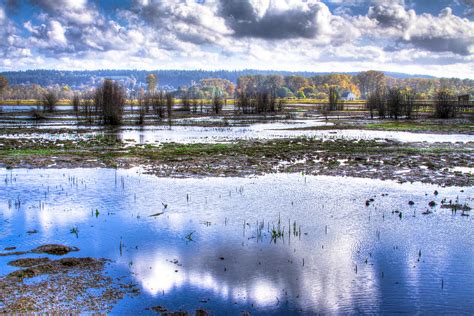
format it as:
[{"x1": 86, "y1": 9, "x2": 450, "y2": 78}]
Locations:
[
  {"x1": 42, "y1": 90, "x2": 58, "y2": 112},
  {"x1": 386, "y1": 87, "x2": 403, "y2": 119},
  {"x1": 403, "y1": 89, "x2": 417, "y2": 119},
  {"x1": 137, "y1": 96, "x2": 146, "y2": 125},
  {"x1": 192, "y1": 96, "x2": 199, "y2": 113},
  {"x1": 435, "y1": 90, "x2": 456, "y2": 118},
  {"x1": 366, "y1": 89, "x2": 384, "y2": 119},
  {"x1": 181, "y1": 92, "x2": 191, "y2": 112},
  {"x1": 94, "y1": 79, "x2": 125, "y2": 125},
  {"x1": 236, "y1": 92, "x2": 251, "y2": 114},
  {"x1": 166, "y1": 92, "x2": 174, "y2": 126},
  {"x1": 82, "y1": 98, "x2": 94, "y2": 123},
  {"x1": 212, "y1": 94, "x2": 223, "y2": 114},
  {"x1": 72, "y1": 93, "x2": 81, "y2": 117},
  {"x1": 328, "y1": 87, "x2": 339, "y2": 111},
  {"x1": 151, "y1": 91, "x2": 166, "y2": 120}
]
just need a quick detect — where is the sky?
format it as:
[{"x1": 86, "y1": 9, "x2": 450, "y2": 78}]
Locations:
[{"x1": 0, "y1": 0, "x2": 473, "y2": 78}]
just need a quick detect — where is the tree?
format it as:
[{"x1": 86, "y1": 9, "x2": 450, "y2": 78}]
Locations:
[
  {"x1": 265, "y1": 75, "x2": 285, "y2": 96},
  {"x1": 402, "y1": 88, "x2": 417, "y2": 119},
  {"x1": 237, "y1": 76, "x2": 256, "y2": 95},
  {"x1": 200, "y1": 78, "x2": 235, "y2": 98},
  {"x1": 366, "y1": 89, "x2": 384, "y2": 119},
  {"x1": 295, "y1": 91, "x2": 306, "y2": 99},
  {"x1": 212, "y1": 94, "x2": 223, "y2": 114},
  {"x1": 277, "y1": 87, "x2": 291, "y2": 98},
  {"x1": 236, "y1": 92, "x2": 251, "y2": 114},
  {"x1": 166, "y1": 93, "x2": 174, "y2": 126},
  {"x1": 357, "y1": 71, "x2": 386, "y2": 99},
  {"x1": 146, "y1": 74, "x2": 158, "y2": 93},
  {"x1": 72, "y1": 93, "x2": 81, "y2": 116},
  {"x1": 386, "y1": 87, "x2": 403, "y2": 119},
  {"x1": 94, "y1": 79, "x2": 125, "y2": 125},
  {"x1": 151, "y1": 91, "x2": 166, "y2": 119},
  {"x1": 286, "y1": 76, "x2": 308, "y2": 93},
  {"x1": 137, "y1": 96, "x2": 146, "y2": 125},
  {"x1": 0, "y1": 76, "x2": 8, "y2": 98},
  {"x1": 82, "y1": 98, "x2": 94, "y2": 123},
  {"x1": 328, "y1": 87, "x2": 339, "y2": 111},
  {"x1": 192, "y1": 96, "x2": 199, "y2": 113},
  {"x1": 435, "y1": 89, "x2": 456, "y2": 118},
  {"x1": 181, "y1": 92, "x2": 190, "y2": 112},
  {"x1": 42, "y1": 90, "x2": 58, "y2": 112}
]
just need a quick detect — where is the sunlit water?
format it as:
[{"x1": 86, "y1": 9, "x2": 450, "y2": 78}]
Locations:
[
  {"x1": 115, "y1": 126, "x2": 474, "y2": 144},
  {"x1": 1, "y1": 168, "x2": 473, "y2": 314}
]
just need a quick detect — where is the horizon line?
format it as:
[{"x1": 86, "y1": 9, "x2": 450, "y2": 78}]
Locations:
[{"x1": 0, "y1": 67, "x2": 452, "y2": 79}]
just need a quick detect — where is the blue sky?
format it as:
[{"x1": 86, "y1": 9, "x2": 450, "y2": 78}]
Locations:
[{"x1": 0, "y1": 0, "x2": 473, "y2": 78}]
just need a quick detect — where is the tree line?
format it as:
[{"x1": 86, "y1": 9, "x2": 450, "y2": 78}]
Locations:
[
  {"x1": 1, "y1": 70, "x2": 472, "y2": 101},
  {"x1": 0, "y1": 72, "x2": 471, "y2": 123}
]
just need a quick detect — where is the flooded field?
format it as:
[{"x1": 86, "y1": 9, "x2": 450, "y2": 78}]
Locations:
[
  {"x1": 115, "y1": 125, "x2": 474, "y2": 144},
  {"x1": 2, "y1": 1, "x2": 474, "y2": 313},
  {"x1": 1, "y1": 118, "x2": 473, "y2": 144},
  {"x1": 1, "y1": 168, "x2": 473, "y2": 314}
]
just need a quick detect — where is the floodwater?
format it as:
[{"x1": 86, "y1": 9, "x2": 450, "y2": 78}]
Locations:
[
  {"x1": 115, "y1": 126, "x2": 474, "y2": 144},
  {"x1": 0, "y1": 118, "x2": 473, "y2": 144},
  {"x1": 1, "y1": 168, "x2": 473, "y2": 314}
]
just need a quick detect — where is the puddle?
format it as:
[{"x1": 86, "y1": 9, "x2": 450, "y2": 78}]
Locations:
[{"x1": 1, "y1": 168, "x2": 473, "y2": 314}]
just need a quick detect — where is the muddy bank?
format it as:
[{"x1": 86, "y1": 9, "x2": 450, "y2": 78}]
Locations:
[
  {"x1": 0, "y1": 137, "x2": 472, "y2": 186},
  {"x1": 0, "y1": 244, "x2": 79, "y2": 257},
  {"x1": 287, "y1": 118, "x2": 474, "y2": 135},
  {"x1": 0, "y1": 244, "x2": 139, "y2": 313}
]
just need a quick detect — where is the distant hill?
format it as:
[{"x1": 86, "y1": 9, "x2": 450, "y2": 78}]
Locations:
[{"x1": 0, "y1": 69, "x2": 436, "y2": 89}]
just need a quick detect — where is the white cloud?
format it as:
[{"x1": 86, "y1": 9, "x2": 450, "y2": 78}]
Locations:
[
  {"x1": 0, "y1": 0, "x2": 473, "y2": 78},
  {"x1": 31, "y1": 0, "x2": 96, "y2": 25},
  {"x1": 47, "y1": 21, "x2": 68, "y2": 46},
  {"x1": 0, "y1": 6, "x2": 5, "y2": 24},
  {"x1": 365, "y1": 3, "x2": 474, "y2": 55}
]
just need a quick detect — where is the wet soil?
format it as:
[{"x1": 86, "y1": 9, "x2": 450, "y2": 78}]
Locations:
[
  {"x1": 0, "y1": 244, "x2": 139, "y2": 313},
  {"x1": 0, "y1": 137, "x2": 472, "y2": 186}
]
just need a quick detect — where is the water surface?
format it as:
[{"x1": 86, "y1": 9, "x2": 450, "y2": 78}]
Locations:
[
  {"x1": 1, "y1": 169, "x2": 473, "y2": 314},
  {"x1": 1, "y1": 118, "x2": 472, "y2": 143}
]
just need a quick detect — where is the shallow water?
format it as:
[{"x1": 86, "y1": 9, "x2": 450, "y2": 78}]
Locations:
[
  {"x1": 115, "y1": 126, "x2": 474, "y2": 144},
  {"x1": 1, "y1": 118, "x2": 473, "y2": 144},
  {"x1": 0, "y1": 168, "x2": 473, "y2": 314},
  {"x1": 0, "y1": 105, "x2": 75, "y2": 112}
]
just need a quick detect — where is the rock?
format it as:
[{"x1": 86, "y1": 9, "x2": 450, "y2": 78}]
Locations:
[
  {"x1": 408, "y1": 201, "x2": 415, "y2": 205},
  {"x1": 428, "y1": 201, "x2": 437, "y2": 208}
]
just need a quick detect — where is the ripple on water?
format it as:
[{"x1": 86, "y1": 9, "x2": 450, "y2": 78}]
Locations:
[{"x1": 0, "y1": 168, "x2": 473, "y2": 314}]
